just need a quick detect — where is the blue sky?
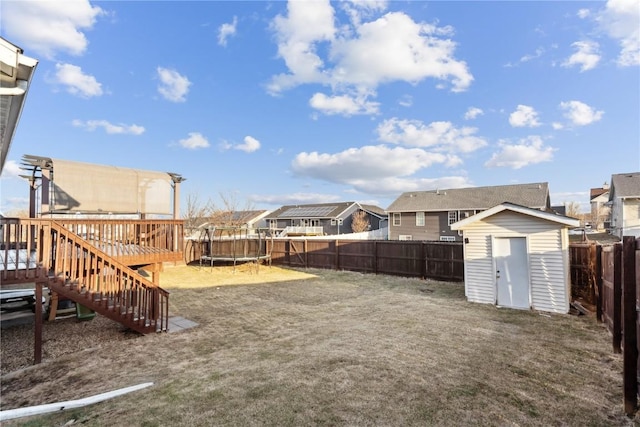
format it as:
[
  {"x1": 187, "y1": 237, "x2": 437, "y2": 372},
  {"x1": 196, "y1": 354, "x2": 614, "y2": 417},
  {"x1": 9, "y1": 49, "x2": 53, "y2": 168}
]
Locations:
[{"x1": 1, "y1": 0, "x2": 638, "y2": 215}]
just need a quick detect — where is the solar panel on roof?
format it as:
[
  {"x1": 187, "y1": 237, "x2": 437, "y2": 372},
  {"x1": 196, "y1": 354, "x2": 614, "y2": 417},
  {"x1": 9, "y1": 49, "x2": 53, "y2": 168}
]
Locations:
[{"x1": 280, "y1": 206, "x2": 336, "y2": 217}]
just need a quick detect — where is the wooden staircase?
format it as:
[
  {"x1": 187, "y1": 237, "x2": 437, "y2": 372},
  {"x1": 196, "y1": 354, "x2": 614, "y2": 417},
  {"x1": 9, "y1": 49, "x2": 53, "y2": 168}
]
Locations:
[{"x1": 45, "y1": 221, "x2": 169, "y2": 334}]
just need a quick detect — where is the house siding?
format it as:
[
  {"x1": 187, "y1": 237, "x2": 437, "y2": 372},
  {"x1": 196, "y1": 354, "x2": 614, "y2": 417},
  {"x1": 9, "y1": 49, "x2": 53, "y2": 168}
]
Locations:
[
  {"x1": 622, "y1": 198, "x2": 640, "y2": 238},
  {"x1": 389, "y1": 212, "x2": 459, "y2": 241},
  {"x1": 460, "y1": 211, "x2": 570, "y2": 314}
]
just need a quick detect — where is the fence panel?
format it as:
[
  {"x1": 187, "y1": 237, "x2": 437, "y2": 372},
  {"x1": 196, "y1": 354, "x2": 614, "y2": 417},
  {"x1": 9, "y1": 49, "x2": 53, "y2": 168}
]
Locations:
[
  {"x1": 601, "y1": 244, "x2": 622, "y2": 353},
  {"x1": 267, "y1": 239, "x2": 464, "y2": 281},
  {"x1": 569, "y1": 243, "x2": 598, "y2": 306},
  {"x1": 337, "y1": 241, "x2": 376, "y2": 273},
  {"x1": 373, "y1": 241, "x2": 425, "y2": 278},
  {"x1": 424, "y1": 242, "x2": 464, "y2": 281}
]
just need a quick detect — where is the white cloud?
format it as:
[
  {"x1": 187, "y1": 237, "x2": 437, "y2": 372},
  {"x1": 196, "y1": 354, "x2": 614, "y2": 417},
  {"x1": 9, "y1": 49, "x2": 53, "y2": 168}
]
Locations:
[
  {"x1": 398, "y1": 95, "x2": 413, "y2": 107},
  {"x1": 509, "y1": 105, "x2": 541, "y2": 128},
  {"x1": 348, "y1": 175, "x2": 473, "y2": 196},
  {"x1": 0, "y1": 0, "x2": 105, "y2": 59},
  {"x1": 291, "y1": 144, "x2": 472, "y2": 196},
  {"x1": 376, "y1": 118, "x2": 487, "y2": 154},
  {"x1": 562, "y1": 40, "x2": 601, "y2": 72},
  {"x1": 485, "y1": 136, "x2": 556, "y2": 169},
  {"x1": 268, "y1": 3, "x2": 473, "y2": 103},
  {"x1": 520, "y1": 47, "x2": 545, "y2": 63},
  {"x1": 0, "y1": 160, "x2": 22, "y2": 179},
  {"x1": 179, "y1": 132, "x2": 210, "y2": 150},
  {"x1": 218, "y1": 16, "x2": 238, "y2": 47},
  {"x1": 597, "y1": 0, "x2": 640, "y2": 66},
  {"x1": 464, "y1": 107, "x2": 483, "y2": 120},
  {"x1": 157, "y1": 67, "x2": 191, "y2": 102},
  {"x1": 219, "y1": 136, "x2": 262, "y2": 153},
  {"x1": 269, "y1": 0, "x2": 336, "y2": 93},
  {"x1": 339, "y1": 0, "x2": 388, "y2": 27},
  {"x1": 293, "y1": 145, "x2": 457, "y2": 183},
  {"x1": 329, "y1": 12, "x2": 473, "y2": 92},
  {"x1": 236, "y1": 136, "x2": 261, "y2": 153},
  {"x1": 559, "y1": 100, "x2": 604, "y2": 126},
  {"x1": 309, "y1": 92, "x2": 380, "y2": 116},
  {"x1": 53, "y1": 63, "x2": 103, "y2": 98},
  {"x1": 72, "y1": 119, "x2": 145, "y2": 135},
  {"x1": 577, "y1": 9, "x2": 591, "y2": 19},
  {"x1": 250, "y1": 192, "x2": 342, "y2": 206}
]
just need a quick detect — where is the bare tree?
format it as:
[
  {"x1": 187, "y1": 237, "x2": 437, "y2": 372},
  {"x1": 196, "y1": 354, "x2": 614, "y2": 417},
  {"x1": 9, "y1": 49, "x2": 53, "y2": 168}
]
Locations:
[
  {"x1": 215, "y1": 191, "x2": 256, "y2": 226},
  {"x1": 591, "y1": 203, "x2": 611, "y2": 230},
  {"x1": 183, "y1": 193, "x2": 215, "y2": 236},
  {"x1": 564, "y1": 201, "x2": 582, "y2": 219},
  {"x1": 351, "y1": 210, "x2": 370, "y2": 233}
]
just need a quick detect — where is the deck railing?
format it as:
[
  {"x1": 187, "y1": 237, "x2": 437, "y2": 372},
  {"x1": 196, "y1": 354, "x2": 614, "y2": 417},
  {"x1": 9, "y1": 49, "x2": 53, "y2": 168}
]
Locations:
[
  {"x1": 46, "y1": 221, "x2": 169, "y2": 332},
  {"x1": 0, "y1": 218, "x2": 48, "y2": 284},
  {"x1": 1, "y1": 218, "x2": 184, "y2": 281},
  {"x1": 0, "y1": 218, "x2": 171, "y2": 332},
  {"x1": 51, "y1": 219, "x2": 184, "y2": 265}
]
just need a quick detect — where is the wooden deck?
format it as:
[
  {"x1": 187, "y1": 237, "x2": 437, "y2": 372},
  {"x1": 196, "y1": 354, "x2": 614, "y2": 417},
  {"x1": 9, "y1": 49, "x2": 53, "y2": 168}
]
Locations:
[{"x1": 1, "y1": 218, "x2": 184, "y2": 286}]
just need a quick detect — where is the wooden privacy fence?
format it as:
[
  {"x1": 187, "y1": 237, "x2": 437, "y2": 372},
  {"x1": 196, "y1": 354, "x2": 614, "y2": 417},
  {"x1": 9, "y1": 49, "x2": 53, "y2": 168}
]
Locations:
[
  {"x1": 267, "y1": 239, "x2": 464, "y2": 281},
  {"x1": 570, "y1": 237, "x2": 639, "y2": 416}
]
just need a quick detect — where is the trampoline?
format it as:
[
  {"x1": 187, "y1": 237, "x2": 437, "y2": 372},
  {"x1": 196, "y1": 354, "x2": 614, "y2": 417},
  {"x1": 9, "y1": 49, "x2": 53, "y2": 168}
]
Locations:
[{"x1": 185, "y1": 226, "x2": 274, "y2": 272}]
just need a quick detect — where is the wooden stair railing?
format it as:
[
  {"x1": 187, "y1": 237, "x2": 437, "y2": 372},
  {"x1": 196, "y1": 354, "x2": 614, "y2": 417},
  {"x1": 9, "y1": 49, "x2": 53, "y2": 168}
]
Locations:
[{"x1": 45, "y1": 221, "x2": 169, "y2": 334}]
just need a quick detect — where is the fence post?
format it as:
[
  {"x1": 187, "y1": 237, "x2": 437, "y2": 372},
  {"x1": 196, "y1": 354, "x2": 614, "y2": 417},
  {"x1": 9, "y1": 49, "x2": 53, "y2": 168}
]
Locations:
[
  {"x1": 595, "y1": 244, "x2": 603, "y2": 322},
  {"x1": 373, "y1": 241, "x2": 378, "y2": 275},
  {"x1": 622, "y1": 236, "x2": 638, "y2": 415},
  {"x1": 421, "y1": 242, "x2": 426, "y2": 279},
  {"x1": 614, "y1": 243, "x2": 623, "y2": 353}
]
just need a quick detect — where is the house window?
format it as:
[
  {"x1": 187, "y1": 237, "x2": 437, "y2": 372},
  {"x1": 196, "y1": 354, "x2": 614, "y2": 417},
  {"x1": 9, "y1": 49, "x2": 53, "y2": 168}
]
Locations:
[
  {"x1": 448, "y1": 211, "x2": 458, "y2": 225},
  {"x1": 269, "y1": 219, "x2": 277, "y2": 230},
  {"x1": 392, "y1": 213, "x2": 401, "y2": 226},
  {"x1": 416, "y1": 212, "x2": 425, "y2": 226},
  {"x1": 399, "y1": 235, "x2": 413, "y2": 241},
  {"x1": 440, "y1": 236, "x2": 456, "y2": 242},
  {"x1": 331, "y1": 219, "x2": 336, "y2": 225}
]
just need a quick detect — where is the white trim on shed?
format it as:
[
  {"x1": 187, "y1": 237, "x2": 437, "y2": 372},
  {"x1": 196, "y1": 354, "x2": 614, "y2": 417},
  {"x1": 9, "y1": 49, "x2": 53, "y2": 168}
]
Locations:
[{"x1": 451, "y1": 203, "x2": 579, "y2": 314}]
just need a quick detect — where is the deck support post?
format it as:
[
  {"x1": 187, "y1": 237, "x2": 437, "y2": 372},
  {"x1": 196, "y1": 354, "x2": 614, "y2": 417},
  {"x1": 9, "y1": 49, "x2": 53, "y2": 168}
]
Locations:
[{"x1": 34, "y1": 281, "x2": 44, "y2": 364}]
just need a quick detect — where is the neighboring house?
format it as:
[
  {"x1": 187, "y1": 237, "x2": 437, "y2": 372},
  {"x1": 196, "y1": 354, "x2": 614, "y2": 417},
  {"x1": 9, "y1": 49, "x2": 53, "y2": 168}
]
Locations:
[
  {"x1": 608, "y1": 172, "x2": 640, "y2": 238},
  {"x1": 264, "y1": 202, "x2": 386, "y2": 236},
  {"x1": 187, "y1": 210, "x2": 270, "y2": 239},
  {"x1": 0, "y1": 37, "x2": 38, "y2": 173},
  {"x1": 386, "y1": 182, "x2": 550, "y2": 242},
  {"x1": 589, "y1": 183, "x2": 610, "y2": 231},
  {"x1": 451, "y1": 203, "x2": 579, "y2": 314}
]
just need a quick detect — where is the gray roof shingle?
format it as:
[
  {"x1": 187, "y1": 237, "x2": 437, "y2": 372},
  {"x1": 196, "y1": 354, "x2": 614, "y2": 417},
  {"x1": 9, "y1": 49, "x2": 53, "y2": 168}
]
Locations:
[
  {"x1": 386, "y1": 182, "x2": 549, "y2": 212},
  {"x1": 609, "y1": 172, "x2": 640, "y2": 199}
]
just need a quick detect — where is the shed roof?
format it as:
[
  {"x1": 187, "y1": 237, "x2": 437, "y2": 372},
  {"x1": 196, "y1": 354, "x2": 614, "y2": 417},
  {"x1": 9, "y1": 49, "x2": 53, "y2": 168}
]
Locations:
[
  {"x1": 609, "y1": 172, "x2": 640, "y2": 200},
  {"x1": 451, "y1": 202, "x2": 579, "y2": 230},
  {"x1": 387, "y1": 182, "x2": 549, "y2": 212}
]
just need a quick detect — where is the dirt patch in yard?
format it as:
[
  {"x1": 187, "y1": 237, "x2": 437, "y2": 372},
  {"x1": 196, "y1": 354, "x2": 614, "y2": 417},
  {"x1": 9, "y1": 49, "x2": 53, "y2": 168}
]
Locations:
[{"x1": 0, "y1": 264, "x2": 636, "y2": 426}]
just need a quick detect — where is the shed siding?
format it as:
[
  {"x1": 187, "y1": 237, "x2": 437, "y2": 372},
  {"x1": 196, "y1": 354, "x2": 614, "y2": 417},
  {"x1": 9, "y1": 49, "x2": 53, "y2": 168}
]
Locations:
[{"x1": 461, "y1": 211, "x2": 569, "y2": 314}]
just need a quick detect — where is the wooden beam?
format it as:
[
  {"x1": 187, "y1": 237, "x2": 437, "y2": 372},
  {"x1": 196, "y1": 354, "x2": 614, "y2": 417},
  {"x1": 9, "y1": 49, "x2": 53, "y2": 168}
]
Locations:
[
  {"x1": 622, "y1": 236, "x2": 638, "y2": 416},
  {"x1": 34, "y1": 281, "x2": 43, "y2": 364}
]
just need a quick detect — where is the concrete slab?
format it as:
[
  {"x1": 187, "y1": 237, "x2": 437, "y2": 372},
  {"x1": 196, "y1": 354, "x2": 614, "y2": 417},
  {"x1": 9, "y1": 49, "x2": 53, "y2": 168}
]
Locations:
[{"x1": 167, "y1": 316, "x2": 199, "y2": 333}]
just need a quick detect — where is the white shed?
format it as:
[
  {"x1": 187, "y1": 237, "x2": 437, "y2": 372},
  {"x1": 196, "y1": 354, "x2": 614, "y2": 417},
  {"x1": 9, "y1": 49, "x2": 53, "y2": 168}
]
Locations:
[{"x1": 451, "y1": 203, "x2": 579, "y2": 314}]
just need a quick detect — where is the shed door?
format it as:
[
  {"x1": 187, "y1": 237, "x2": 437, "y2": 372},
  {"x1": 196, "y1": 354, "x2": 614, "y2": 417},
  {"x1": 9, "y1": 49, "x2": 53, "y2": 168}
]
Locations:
[{"x1": 494, "y1": 237, "x2": 530, "y2": 309}]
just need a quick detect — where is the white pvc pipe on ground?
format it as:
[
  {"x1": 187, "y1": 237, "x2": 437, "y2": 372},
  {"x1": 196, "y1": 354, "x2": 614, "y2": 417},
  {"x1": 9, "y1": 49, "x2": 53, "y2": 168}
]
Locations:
[{"x1": 0, "y1": 382, "x2": 154, "y2": 421}]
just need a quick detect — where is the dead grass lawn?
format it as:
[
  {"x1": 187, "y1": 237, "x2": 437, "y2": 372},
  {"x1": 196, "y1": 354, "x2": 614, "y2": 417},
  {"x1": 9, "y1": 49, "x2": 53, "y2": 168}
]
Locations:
[{"x1": 0, "y1": 264, "x2": 636, "y2": 426}]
